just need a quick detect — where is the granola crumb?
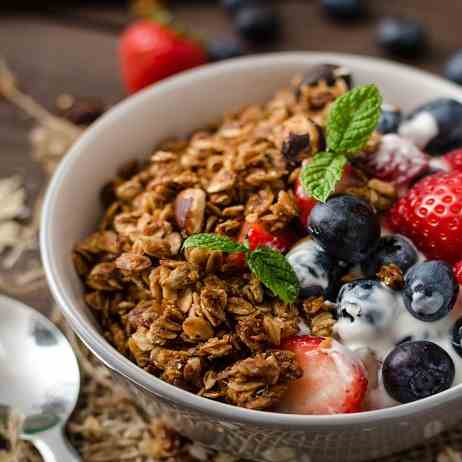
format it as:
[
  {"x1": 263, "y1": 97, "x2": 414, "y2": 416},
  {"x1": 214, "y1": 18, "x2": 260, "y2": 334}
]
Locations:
[{"x1": 377, "y1": 263, "x2": 404, "y2": 290}]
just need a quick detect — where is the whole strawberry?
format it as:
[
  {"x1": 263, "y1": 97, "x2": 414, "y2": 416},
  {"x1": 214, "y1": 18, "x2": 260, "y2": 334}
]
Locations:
[
  {"x1": 388, "y1": 171, "x2": 462, "y2": 264},
  {"x1": 119, "y1": 21, "x2": 207, "y2": 93}
]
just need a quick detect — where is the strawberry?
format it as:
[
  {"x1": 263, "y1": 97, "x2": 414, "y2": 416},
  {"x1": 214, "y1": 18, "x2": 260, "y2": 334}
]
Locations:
[
  {"x1": 119, "y1": 21, "x2": 207, "y2": 93},
  {"x1": 362, "y1": 134, "x2": 429, "y2": 185},
  {"x1": 294, "y1": 176, "x2": 317, "y2": 227},
  {"x1": 388, "y1": 171, "x2": 462, "y2": 264},
  {"x1": 454, "y1": 261, "x2": 462, "y2": 286},
  {"x1": 440, "y1": 148, "x2": 462, "y2": 173},
  {"x1": 240, "y1": 222, "x2": 297, "y2": 253},
  {"x1": 279, "y1": 336, "x2": 368, "y2": 414}
]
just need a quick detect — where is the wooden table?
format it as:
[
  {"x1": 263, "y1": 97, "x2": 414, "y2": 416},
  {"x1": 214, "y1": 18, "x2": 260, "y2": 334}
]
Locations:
[{"x1": 1, "y1": 0, "x2": 461, "y2": 308}]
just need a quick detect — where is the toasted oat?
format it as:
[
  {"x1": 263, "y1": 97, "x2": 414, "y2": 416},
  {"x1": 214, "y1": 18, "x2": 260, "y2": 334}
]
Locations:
[
  {"x1": 377, "y1": 263, "x2": 405, "y2": 290},
  {"x1": 73, "y1": 71, "x2": 397, "y2": 411}
]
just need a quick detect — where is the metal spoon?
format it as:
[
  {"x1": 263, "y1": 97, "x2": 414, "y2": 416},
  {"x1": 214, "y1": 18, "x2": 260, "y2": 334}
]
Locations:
[{"x1": 0, "y1": 294, "x2": 81, "y2": 461}]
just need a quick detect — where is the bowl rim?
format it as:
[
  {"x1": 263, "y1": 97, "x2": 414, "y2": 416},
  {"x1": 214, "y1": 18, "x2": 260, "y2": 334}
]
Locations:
[{"x1": 41, "y1": 51, "x2": 462, "y2": 428}]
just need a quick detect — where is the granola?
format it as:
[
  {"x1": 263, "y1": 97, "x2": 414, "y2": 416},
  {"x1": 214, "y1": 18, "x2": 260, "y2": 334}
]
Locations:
[{"x1": 74, "y1": 67, "x2": 393, "y2": 411}]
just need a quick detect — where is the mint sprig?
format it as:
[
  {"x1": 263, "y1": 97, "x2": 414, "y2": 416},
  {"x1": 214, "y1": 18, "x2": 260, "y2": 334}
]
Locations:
[
  {"x1": 182, "y1": 233, "x2": 299, "y2": 304},
  {"x1": 183, "y1": 233, "x2": 247, "y2": 253},
  {"x1": 247, "y1": 247, "x2": 299, "y2": 304},
  {"x1": 301, "y1": 84, "x2": 382, "y2": 202}
]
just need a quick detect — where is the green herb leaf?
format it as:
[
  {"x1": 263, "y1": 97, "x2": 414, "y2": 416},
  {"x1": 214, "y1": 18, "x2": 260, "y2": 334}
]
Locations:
[
  {"x1": 326, "y1": 84, "x2": 382, "y2": 155},
  {"x1": 300, "y1": 151, "x2": 348, "y2": 202},
  {"x1": 182, "y1": 233, "x2": 247, "y2": 253},
  {"x1": 247, "y1": 246, "x2": 299, "y2": 304}
]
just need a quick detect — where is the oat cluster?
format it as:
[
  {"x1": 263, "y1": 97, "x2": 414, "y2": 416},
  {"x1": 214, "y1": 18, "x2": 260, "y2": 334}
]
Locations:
[{"x1": 74, "y1": 70, "x2": 392, "y2": 411}]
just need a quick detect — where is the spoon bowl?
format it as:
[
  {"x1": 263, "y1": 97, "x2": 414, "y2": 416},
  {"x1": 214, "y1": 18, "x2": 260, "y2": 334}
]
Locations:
[{"x1": 0, "y1": 295, "x2": 80, "y2": 461}]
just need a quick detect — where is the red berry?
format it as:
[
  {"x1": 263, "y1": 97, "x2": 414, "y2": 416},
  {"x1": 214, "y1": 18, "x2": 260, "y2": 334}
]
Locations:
[
  {"x1": 388, "y1": 171, "x2": 462, "y2": 264},
  {"x1": 119, "y1": 21, "x2": 207, "y2": 93},
  {"x1": 362, "y1": 134, "x2": 429, "y2": 185},
  {"x1": 442, "y1": 148, "x2": 462, "y2": 172},
  {"x1": 294, "y1": 177, "x2": 317, "y2": 227},
  {"x1": 454, "y1": 261, "x2": 462, "y2": 285},
  {"x1": 240, "y1": 222, "x2": 297, "y2": 253},
  {"x1": 279, "y1": 336, "x2": 368, "y2": 414}
]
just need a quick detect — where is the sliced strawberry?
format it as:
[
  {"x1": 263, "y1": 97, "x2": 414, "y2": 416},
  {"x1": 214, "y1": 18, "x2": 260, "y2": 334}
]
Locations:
[
  {"x1": 239, "y1": 222, "x2": 297, "y2": 253},
  {"x1": 362, "y1": 134, "x2": 429, "y2": 185},
  {"x1": 279, "y1": 336, "x2": 368, "y2": 415},
  {"x1": 294, "y1": 176, "x2": 317, "y2": 227},
  {"x1": 388, "y1": 171, "x2": 462, "y2": 264},
  {"x1": 454, "y1": 261, "x2": 462, "y2": 286}
]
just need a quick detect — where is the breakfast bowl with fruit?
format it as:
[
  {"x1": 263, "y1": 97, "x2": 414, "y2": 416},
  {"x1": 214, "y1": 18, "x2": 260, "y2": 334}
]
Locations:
[{"x1": 41, "y1": 53, "x2": 462, "y2": 462}]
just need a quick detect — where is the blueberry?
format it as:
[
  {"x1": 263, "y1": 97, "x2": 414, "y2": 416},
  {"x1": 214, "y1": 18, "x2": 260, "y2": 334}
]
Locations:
[
  {"x1": 399, "y1": 99, "x2": 462, "y2": 155},
  {"x1": 361, "y1": 234, "x2": 418, "y2": 278},
  {"x1": 286, "y1": 237, "x2": 343, "y2": 300},
  {"x1": 445, "y1": 50, "x2": 462, "y2": 86},
  {"x1": 451, "y1": 317, "x2": 462, "y2": 357},
  {"x1": 377, "y1": 17, "x2": 428, "y2": 58},
  {"x1": 207, "y1": 39, "x2": 243, "y2": 62},
  {"x1": 308, "y1": 195, "x2": 380, "y2": 264},
  {"x1": 221, "y1": 0, "x2": 255, "y2": 15},
  {"x1": 382, "y1": 341, "x2": 455, "y2": 403},
  {"x1": 403, "y1": 261, "x2": 459, "y2": 322},
  {"x1": 336, "y1": 279, "x2": 401, "y2": 330},
  {"x1": 377, "y1": 104, "x2": 402, "y2": 134},
  {"x1": 321, "y1": 0, "x2": 365, "y2": 20},
  {"x1": 234, "y1": 5, "x2": 281, "y2": 44}
]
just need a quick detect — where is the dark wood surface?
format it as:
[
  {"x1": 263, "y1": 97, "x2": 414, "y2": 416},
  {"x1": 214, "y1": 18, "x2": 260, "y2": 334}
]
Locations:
[{"x1": 2, "y1": 0, "x2": 462, "y2": 313}]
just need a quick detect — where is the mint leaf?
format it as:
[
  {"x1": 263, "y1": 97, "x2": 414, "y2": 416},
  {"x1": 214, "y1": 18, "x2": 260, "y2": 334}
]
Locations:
[
  {"x1": 247, "y1": 247, "x2": 299, "y2": 304},
  {"x1": 300, "y1": 151, "x2": 348, "y2": 202},
  {"x1": 326, "y1": 84, "x2": 382, "y2": 155},
  {"x1": 183, "y1": 234, "x2": 247, "y2": 253}
]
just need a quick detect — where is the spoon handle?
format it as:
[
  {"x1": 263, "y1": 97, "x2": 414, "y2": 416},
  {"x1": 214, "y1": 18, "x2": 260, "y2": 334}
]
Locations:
[{"x1": 32, "y1": 427, "x2": 81, "y2": 462}]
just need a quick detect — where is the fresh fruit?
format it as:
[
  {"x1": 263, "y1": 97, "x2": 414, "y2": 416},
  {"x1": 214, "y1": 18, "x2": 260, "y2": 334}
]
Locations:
[
  {"x1": 119, "y1": 21, "x2": 207, "y2": 94},
  {"x1": 445, "y1": 50, "x2": 462, "y2": 86},
  {"x1": 321, "y1": 0, "x2": 365, "y2": 20},
  {"x1": 234, "y1": 5, "x2": 280, "y2": 44},
  {"x1": 286, "y1": 237, "x2": 342, "y2": 300},
  {"x1": 399, "y1": 99, "x2": 462, "y2": 155},
  {"x1": 239, "y1": 222, "x2": 296, "y2": 253},
  {"x1": 361, "y1": 234, "x2": 418, "y2": 278},
  {"x1": 308, "y1": 195, "x2": 380, "y2": 263},
  {"x1": 362, "y1": 134, "x2": 429, "y2": 185},
  {"x1": 388, "y1": 171, "x2": 462, "y2": 263},
  {"x1": 377, "y1": 17, "x2": 427, "y2": 58},
  {"x1": 451, "y1": 316, "x2": 462, "y2": 357},
  {"x1": 440, "y1": 148, "x2": 462, "y2": 173},
  {"x1": 207, "y1": 38, "x2": 243, "y2": 62},
  {"x1": 294, "y1": 176, "x2": 318, "y2": 227},
  {"x1": 403, "y1": 261, "x2": 459, "y2": 322},
  {"x1": 454, "y1": 261, "x2": 462, "y2": 285},
  {"x1": 382, "y1": 340, "x2": 455, "y2": 403},
  {"x1": 221, "y1": 0, "x2": 255, "y2": 15},
  {"x1": 279, "y1": 336, "x2": 368, "y2": 414},
  {"x1": 377, "y1": 104, "x2": 402, "y2": 134},
  {"x1": 336, "y1": 280, "x2": 402, "y2": 346}
]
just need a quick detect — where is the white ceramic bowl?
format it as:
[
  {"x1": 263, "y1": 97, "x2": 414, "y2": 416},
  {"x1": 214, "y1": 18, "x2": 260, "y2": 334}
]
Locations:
[{"x1": 41, "y1": 53, "x2": 462, "y2": 462}]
